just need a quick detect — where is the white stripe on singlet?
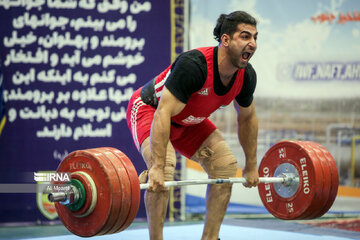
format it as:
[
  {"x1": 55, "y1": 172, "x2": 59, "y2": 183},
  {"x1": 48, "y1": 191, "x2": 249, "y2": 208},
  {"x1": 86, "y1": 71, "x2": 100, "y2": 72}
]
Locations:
[
  {"x1": 130, "y1": 97, "x2": 145, "y2": 150},
  {"x1": 155, "y1": 69, "x2": 171, "y2": 98}
]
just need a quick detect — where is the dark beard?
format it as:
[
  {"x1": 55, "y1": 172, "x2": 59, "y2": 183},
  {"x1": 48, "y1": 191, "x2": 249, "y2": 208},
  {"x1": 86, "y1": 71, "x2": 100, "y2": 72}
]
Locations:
[
  {"x1": 230, "y1": 55, "x2": 246, "y2": 69},
  {"x1": 228, "y1": 46, "x2": 247, "y2": 69}
]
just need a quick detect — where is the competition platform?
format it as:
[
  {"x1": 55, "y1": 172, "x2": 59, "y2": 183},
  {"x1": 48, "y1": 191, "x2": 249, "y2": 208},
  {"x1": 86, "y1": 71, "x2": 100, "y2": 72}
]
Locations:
[{"x1": 0, "y1": 218, "x2": 359, "y2": 240}]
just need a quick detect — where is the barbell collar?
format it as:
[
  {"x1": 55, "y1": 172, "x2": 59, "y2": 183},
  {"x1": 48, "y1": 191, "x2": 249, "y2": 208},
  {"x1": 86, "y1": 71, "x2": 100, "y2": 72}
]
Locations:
[
  {"x1": 48, "y1": 192, "x2": 67, "y2": 202},
  {"x1": 48, "y1": 185, "x2": 80, "y2": 205}
]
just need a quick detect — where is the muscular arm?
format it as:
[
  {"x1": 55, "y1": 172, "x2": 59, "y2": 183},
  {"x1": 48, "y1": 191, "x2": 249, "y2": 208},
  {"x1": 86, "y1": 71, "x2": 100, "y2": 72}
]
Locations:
[
  {"x1": 234, "y1": 100, "x2": 259, "y2": 187},
  {"x1": 148, "y1": 87, "x2": 185, "y2": 191}
]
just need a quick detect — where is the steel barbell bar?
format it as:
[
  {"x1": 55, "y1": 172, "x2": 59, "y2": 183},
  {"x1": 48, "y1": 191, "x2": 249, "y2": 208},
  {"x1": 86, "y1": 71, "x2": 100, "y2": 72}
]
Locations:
[
  {"x1": 139, "y1": 174, "x2": 298, "y2": 190},
  {"x1": 49, "y1": 174, "x2": 298, "y2": 205}
]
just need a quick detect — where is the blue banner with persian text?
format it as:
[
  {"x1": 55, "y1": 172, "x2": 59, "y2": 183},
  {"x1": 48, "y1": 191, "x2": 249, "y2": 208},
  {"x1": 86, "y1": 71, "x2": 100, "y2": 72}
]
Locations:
[{"x1": 0, "y1": 0, "x2": 171, "y2": 223}]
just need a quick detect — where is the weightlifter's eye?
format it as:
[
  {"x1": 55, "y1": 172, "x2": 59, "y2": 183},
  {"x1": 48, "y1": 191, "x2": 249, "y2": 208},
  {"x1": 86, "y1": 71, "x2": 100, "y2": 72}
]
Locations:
[{"x1": 241, "y1": 34, "x2": 250, "y2": 40}]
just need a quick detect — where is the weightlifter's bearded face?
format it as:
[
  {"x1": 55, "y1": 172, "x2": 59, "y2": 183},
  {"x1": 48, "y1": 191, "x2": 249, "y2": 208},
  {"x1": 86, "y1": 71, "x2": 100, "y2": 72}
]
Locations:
[{"x1": 226, "y1": 24, "x2": 258, "y2": 69}]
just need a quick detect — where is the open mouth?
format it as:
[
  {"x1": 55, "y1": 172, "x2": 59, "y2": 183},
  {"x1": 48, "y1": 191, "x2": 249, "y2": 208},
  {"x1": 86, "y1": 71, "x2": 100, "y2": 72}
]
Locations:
[{"x1": 241, "y1": 52, "x2": 251, "y2": 61}]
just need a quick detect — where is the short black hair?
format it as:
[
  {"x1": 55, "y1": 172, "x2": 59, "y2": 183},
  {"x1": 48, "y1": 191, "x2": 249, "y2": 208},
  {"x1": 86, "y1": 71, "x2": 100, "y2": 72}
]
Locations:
[{"x1": 213, "y1": 11, "x2": 257, "y2": 42}]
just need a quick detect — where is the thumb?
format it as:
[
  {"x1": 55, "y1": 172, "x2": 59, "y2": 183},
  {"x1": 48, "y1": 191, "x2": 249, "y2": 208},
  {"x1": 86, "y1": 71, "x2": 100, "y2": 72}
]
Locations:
[{"x1": 138, "y1": 170, "x2": 148, "y2": 183}]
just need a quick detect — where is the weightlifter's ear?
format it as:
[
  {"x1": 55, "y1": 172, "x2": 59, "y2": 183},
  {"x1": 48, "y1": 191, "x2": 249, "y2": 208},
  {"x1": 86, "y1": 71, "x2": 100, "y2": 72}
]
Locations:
[{"x1": 221, "y1": 33, "x2": 231, "y2": 47}]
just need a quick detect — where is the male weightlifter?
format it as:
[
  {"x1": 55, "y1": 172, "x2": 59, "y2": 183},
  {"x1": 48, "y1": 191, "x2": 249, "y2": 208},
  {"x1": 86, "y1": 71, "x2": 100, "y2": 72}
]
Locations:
[{"x1": 126, "y1": 11, "x2": 260, "y2": 240}]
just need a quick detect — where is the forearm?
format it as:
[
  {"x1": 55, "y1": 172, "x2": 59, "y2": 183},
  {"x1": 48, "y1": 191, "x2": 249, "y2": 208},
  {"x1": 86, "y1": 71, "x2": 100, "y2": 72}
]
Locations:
[
  {"x1": 150, "y1": 108, "x2": 171, "y2": 169},
  {"x1": 237, "y1": 111, "x2": 258, "y2": 168}
]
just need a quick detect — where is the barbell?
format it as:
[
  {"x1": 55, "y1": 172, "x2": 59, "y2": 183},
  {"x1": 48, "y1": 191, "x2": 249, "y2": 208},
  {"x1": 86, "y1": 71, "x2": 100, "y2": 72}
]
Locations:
[{"x1": 48, "y1": 140, "x2": 339, "y2": 237}]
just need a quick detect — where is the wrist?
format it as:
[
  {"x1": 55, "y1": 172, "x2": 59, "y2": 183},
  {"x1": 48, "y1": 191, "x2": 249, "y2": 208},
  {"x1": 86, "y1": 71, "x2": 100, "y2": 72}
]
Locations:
[{"x1": 245, "y1": 159, "x2": 257, "y2": 169}]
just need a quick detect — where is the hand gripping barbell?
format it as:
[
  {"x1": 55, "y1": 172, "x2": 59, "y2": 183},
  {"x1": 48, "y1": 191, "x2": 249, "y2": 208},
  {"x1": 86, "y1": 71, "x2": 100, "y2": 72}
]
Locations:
[{"x1": 47, "y1": 140, "x2": 339, "y2": 237}]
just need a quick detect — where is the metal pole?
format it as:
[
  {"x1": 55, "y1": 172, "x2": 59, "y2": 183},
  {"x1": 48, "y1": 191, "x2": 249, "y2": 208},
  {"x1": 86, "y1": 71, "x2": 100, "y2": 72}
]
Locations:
[
  {"x1": 140, "y1": 176, "x2": 297, "y2": 190},
  {"x1": 351, "y1": 135, "x2": 360, "y2": 187},
  {"x1": 49, "y1": 176, "x2": 298, "y2": 203}
]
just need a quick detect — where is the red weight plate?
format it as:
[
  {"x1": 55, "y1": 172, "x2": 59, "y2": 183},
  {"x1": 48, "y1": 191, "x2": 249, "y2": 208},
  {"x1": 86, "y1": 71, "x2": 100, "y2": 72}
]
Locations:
[
  {"x1": 105, "y1": 147, "x2": 140, "y2": 232},
  {"x1": 98, "y1": 148, "x2": 132, "y2": 234},
  {"x1": 71, "y1": 172, "x2": 93, "y2": 217},
  {"x1": 86, "y1": 149, "x2": 122, "y2": 236},
  {"x1": 258, "y1": 141, "x2": 325, "y2": 220},
  {"x1": 55, "y1": 150, "x2": 113, "y2": 237},
  {"x1": 295, "y1": 141, "x2": 331, "y2": 219},
  {"x1": 308, "y1": 142, "x2": 339, "y2": 218}
]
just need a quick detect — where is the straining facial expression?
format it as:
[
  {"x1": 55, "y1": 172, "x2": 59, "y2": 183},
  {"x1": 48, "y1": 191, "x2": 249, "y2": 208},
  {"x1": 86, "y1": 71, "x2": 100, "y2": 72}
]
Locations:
[{"x1": 225, "y1": 23, "x2": 258, "y2": 68}]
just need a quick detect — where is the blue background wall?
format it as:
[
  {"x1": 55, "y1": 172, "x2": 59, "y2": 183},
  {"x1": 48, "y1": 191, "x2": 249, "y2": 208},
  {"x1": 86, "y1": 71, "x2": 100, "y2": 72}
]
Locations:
[{"x1": 0, "y1": 0, "x2": 172, "y2": 223}]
